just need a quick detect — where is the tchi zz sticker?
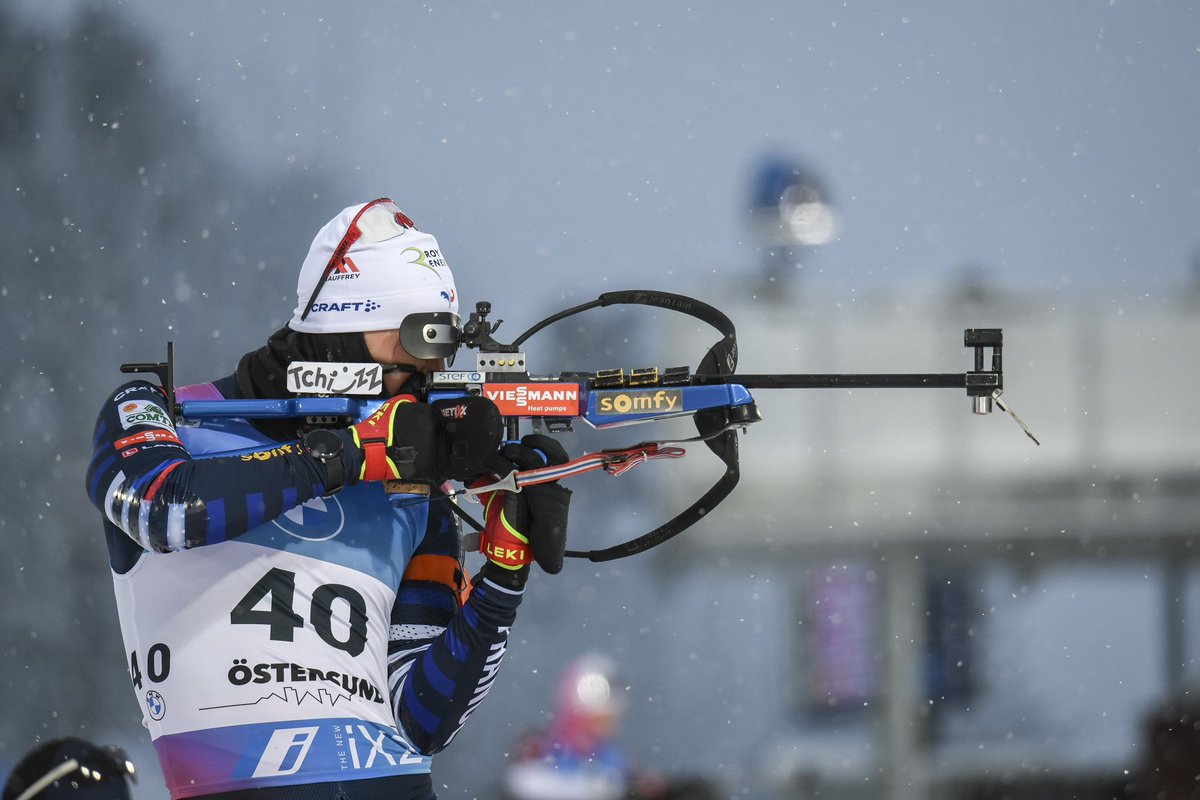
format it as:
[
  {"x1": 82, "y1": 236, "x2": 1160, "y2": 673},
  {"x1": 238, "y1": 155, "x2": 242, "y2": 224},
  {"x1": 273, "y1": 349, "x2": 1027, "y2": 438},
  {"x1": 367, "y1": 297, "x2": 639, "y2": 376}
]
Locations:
[{"x1": 286, "y1": 362, "x2": 385, "y2": 396}]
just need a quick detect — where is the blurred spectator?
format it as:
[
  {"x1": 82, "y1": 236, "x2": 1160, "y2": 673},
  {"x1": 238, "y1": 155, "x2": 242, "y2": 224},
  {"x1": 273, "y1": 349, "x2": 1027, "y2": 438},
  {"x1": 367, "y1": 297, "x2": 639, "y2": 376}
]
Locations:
[
  {"x1": 746, "y1": 153, "x2": 838, "y2": 300},
  {"x1": 2, "y1": 737, "x2": 136, "y2": 800},
  {"x1": 502, "y1": 654, "x2": 718, "y2": 800}
]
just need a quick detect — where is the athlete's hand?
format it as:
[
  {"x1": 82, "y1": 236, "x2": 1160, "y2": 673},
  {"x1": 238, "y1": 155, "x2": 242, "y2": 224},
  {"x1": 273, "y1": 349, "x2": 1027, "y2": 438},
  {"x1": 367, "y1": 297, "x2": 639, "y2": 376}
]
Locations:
[
  {"x1": 475, "y1": 435, "x2": 573, "y2": 575},
  {"x1": 350, "y1": 394, "x2": 503, "y2": 484}
]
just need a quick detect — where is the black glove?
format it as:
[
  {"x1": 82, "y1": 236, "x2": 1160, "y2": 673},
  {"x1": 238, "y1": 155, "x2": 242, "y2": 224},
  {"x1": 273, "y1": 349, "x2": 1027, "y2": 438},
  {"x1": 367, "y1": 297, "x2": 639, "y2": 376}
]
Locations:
[
  {"x1": 475, "y1": 434, "x2": 573, "y2": 575},
  {"x1": 350, "y1": 394, "x2": 503, "y2": 483}
]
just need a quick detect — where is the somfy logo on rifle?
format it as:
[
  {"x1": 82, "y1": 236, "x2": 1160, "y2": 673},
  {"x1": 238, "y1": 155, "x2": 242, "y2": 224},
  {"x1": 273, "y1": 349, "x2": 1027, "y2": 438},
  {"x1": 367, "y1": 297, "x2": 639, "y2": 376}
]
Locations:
[{"x1": 596, "y1": 389, "x2": 682, "y2": 415}]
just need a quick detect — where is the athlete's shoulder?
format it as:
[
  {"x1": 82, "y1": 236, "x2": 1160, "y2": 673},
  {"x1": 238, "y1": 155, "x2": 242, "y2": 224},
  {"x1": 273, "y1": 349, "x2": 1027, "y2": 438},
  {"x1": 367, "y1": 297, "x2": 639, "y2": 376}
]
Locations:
[
  {"x1": 92, "y1": 380, "x2": 175, "y2": 437},
  {"x1": 98, "y1": 371, "x2": 235, "y2": 408},
  {"x1": 101, "y1": 379, "x2": 169, "y2": 408}
]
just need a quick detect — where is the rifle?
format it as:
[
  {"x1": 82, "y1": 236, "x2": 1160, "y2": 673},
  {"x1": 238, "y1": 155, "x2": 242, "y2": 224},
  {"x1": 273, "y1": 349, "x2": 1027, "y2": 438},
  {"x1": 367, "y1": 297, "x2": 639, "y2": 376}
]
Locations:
[{"x1": 120, "y1": 290, "x2": 1038, "y2": 562}]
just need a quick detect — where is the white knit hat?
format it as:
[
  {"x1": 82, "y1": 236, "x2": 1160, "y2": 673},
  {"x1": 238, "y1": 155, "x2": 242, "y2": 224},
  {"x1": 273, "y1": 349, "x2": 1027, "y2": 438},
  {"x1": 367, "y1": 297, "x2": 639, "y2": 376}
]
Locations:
[{"x1": 289, "y1": 198, "x2": 459, "y2": 334}]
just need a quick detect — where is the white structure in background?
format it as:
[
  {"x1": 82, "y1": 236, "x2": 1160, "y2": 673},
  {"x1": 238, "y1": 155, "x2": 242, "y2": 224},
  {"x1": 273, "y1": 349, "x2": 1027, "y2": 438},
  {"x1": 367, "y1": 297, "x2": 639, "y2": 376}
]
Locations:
[{"x1": 654, "y1": 283, "x2": 1200, "y2": 800}]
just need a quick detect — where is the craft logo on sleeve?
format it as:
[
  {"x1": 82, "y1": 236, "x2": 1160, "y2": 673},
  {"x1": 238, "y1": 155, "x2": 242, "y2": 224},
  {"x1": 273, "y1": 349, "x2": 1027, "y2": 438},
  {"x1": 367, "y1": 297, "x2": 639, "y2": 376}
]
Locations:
[
  {"x1": 113, "y1": 385, "x2": 145, "y2": 403},
  {"x1": 119, "y1": 399, "x2": 174, "y2": 431}
]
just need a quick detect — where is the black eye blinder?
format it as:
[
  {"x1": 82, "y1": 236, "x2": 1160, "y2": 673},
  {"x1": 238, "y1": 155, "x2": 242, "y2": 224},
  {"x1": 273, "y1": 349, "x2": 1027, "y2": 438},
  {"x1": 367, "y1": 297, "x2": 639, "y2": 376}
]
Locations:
[{"x1": 399, "y1": 312, "x2": 461, "y2": 361}]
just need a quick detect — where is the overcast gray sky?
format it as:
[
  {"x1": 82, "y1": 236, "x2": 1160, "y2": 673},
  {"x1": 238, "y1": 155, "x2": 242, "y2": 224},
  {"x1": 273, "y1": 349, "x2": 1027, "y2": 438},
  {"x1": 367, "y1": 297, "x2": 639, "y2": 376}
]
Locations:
[
  {"x1": 12, "y1": 0, "x2": 1199, "y2": 315},
  {"x1": 5, "y1": 5, "x2": 1198, "y2": 797}
]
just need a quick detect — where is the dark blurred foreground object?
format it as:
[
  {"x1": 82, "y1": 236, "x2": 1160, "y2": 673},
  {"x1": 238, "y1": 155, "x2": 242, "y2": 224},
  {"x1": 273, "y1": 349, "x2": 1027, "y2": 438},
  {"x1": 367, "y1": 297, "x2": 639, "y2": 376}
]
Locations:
[
  {"x1": 634, "y1": 776, "x2": 720, "y2": 800},
  {"x1": 2, "y1": 738, "x2": 135, "y2": 800},
  {"x1": 1141, "y1": 694, "x2": 1200, "y2": 800}
]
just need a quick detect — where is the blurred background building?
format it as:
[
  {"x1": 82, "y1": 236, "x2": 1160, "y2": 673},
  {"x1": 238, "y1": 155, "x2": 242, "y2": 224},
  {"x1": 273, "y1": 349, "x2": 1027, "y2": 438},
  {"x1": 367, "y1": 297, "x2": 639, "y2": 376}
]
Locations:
[
  {"x1": 649, "y1": 283, "x2": 1200, "y2": 799},
  {"x1": 1, "y1": 3, "x2": 1198, "y2": 799}
]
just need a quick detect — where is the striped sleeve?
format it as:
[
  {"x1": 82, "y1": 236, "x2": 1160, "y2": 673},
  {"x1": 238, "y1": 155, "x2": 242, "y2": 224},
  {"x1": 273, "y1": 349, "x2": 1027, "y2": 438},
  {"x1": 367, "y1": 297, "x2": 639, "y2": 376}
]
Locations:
[
  {"x1": 388, "y1": 501, "x2": 525, "y2": 754},
  {"x1": 84, "y1": 380, "x2": 345, "y2": 552}
]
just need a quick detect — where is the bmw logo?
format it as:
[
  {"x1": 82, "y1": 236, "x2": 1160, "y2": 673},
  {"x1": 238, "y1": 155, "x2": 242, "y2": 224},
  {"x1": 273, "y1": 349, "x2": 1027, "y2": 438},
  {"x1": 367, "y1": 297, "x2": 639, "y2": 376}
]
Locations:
[
  {"x1": 146, "y1": 690, "x2": 166, "y2": 720},
  {"x1": 272, "y1": 495, "x2": 345, "y2": 541}
]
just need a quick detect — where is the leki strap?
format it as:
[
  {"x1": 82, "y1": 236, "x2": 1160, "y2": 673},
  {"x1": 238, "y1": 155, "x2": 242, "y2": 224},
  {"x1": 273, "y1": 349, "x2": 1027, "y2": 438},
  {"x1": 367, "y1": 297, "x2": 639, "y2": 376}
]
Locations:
[{"x1": 479, "y1": 496, "x2": 532, "y2": 570}]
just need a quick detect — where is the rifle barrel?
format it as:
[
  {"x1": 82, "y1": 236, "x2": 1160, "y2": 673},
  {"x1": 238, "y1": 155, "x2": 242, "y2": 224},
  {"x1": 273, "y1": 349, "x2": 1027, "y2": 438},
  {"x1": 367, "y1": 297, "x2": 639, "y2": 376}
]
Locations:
[{"x1": 718, "y1": 373, "x2": 968, "y2": 390}]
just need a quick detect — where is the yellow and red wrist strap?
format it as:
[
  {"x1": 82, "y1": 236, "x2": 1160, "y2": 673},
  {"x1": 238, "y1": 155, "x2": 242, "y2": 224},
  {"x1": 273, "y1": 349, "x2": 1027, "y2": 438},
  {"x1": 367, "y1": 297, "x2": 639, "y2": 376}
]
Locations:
[
  {"x1": 350, "y1": 394, "x2": 416, "y2": 482},
  {"x1": 357, "y1": 438, "x2": 393, "y2": 481},
  {"x1": 477, "y1": 491, "x2": 531, "y2": 570}
]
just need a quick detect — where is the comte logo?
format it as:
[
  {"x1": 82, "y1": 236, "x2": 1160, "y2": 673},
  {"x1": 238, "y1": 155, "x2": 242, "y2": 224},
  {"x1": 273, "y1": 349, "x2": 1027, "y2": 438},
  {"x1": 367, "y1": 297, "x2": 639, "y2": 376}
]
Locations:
[{"x1": 119, "y1": 400, "x2": 174, "y2": 431}]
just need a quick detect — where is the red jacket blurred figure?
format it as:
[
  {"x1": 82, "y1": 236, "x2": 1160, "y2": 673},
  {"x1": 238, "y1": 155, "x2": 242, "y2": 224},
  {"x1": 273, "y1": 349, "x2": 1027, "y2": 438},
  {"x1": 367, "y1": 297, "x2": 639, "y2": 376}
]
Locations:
[{"x1": 503, "y1": 654, "x2": 716, "y2": 800}]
